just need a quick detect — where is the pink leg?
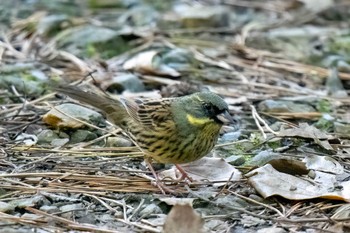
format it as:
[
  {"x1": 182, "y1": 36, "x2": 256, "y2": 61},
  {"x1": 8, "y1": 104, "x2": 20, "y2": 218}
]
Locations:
[
  {"x1": 145, "y1": 158, "x2": 176, "y2": 194},
  {"x1": 175, "y1": 164, "x2": 193, "y2": 182}
]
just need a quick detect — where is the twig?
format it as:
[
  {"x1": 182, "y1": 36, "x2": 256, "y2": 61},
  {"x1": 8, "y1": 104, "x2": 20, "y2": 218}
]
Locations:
[
  {"x1": 228, "y1": 191, "x2": 284, "y2": 217},
  {"x1": 250, "y1": 105, "x2": 278, "y2": 138},
  {"x1": 26, "y1": 207, "x2": 121, "y2": 233},
  {"x1": 115, "y1": 218, "x2": 161, "y2": 233},
  {"x1": 184, "y1": 185, "x2": 272, "y2": 220},
  {"x1": 128, "y1": 199, "x2": 144, "y2": 221}
]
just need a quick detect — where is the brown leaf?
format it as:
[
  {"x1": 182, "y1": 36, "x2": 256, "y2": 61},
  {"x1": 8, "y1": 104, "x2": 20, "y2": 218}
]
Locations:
[
  {"x1": 163, "y1": 204, "x2": 204, "y2": 233},
  {"x1": 303, "y1": 155, "x2": 343, "y2": 174},
  {"x1": 123, "y1": 50, "x2": 180, "y2": 77},
  {"x1": 159, "y1": 157, "x2": 242, "y2": 186},
  {"x1": 246, "y1": 164, "x2": 350, "y2": 201},
  {"x1": 278, "y1": 123, "x2": 331, "y2": 140}
]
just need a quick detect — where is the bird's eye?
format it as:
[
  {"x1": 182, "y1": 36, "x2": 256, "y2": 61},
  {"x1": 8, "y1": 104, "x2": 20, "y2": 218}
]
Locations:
[
  {"x1": 203, "y1": 103, "x2": 211, "y2": 110},
  {"x1": 202, "y1": 103, "x2": 215, "y2": 116}
]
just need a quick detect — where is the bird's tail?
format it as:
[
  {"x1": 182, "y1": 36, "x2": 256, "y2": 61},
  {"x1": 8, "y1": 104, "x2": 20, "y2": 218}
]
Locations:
[{"x1": 54, "y1": 86, "x2": 129, "y2": 127}]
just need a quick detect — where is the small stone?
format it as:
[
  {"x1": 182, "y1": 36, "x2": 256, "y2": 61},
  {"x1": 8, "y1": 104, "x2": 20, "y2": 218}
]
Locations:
[
  {"x1": 139, "y1": 203, "x2": 162, "y2": 217},
  {"x1": 59, "y1": 203, "x2": 84, "y2": 212},
  {"x1": 249, "y1": 150, "x2": 281, "y2": 166},
  {"x1": 104, "y1": 74, "x2": 145, "y2": 93},
  {"x1": 106, "y1": 137, "x2": 133, "y2": 147},
  {"x1": 225, "y1": 155, "x2": 245, "y2": 166},
  {"x1": 59, "y1": 203, "x2": 84, "y2": 219},
  {"x1": 43, "y1": 103, "x2": 105, "y2": 129},
  {"x1": 37, "y1": 129, "x2": 60, "y2": 144},
  {"x1": 40, "y1": 205, "x2": 59, "y2": 214},
  {"x1": 220, "y1": 131, "x2": 240, "y2": 142},
  {"x1": 0, "y1": 201, "x2": 13, "y2": 213},
  {"x1": 10, "y1": 195, "x2": 45, "y2": 209},
  {"x1": 15, "y1": 133, "x2": 37, "y2": 146},
  {"x1": 334, "y1": 122, "x2": 350, "y2": 134},
  {"x1": 21, "y1": 213, "x2": 42, "y2": 220},
  {"x1": 51, "y1": 138, "x2": 70, "y2": 147},
  {"x1": 258, "y1": 100, "x2": 315, "y2": 113},
  {"x1": 175, "y1": 5, "x2": 230, "y2": 28},
  {"x1": 37, "y1": 14, "x2": 69, "y2": 36},
  {"x1": 70, "y1": 130, "x2": 98, "y2": 144},
  {"x1": 257, "y1": 227, "x2": 287, "y2": 233}
]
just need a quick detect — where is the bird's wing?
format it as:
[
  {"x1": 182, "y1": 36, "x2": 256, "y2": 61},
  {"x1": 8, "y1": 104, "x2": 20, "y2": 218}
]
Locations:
[{"x1": 121, "y1": 97, "x2": 174, "y2": 128}]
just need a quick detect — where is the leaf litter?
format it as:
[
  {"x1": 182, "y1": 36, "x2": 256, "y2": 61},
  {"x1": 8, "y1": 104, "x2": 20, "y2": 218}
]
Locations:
[{"x1": 1, "y1": 0, "x2": 350, "y2": 232}]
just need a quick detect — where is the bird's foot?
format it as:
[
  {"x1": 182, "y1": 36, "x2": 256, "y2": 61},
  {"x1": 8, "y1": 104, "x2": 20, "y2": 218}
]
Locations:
[
  {"x1": 174, "y1": 164, "x2": 193, "y2": 182},
  {"x1": 145, "y1": 158, "x2": 177, "y2": 194}
]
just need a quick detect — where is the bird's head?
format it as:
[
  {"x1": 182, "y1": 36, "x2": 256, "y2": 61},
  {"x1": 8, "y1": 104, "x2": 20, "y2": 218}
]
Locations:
[{"x1": 172, "y1": 92, "x2": 233, "y2": 128}]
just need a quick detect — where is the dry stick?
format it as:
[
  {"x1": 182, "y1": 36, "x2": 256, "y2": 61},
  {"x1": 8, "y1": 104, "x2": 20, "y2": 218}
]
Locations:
[
  {"x1": 77, "y1": 131, "x2": 119, "y2": 148},
  {"x1": 215, "y1": 139, "x2": 250, "y2": 148},
  {"x1": 140, "y1": 218, "x2": 163, "y2": 228},
  {"x1": 0, "y1": 177, "x2": 35, "y2": 188},
  {"x1": 260, "y1": 112, "x2": 298, "y2": 128},
  {"x1": 0, "y1": 38, "x2": 26, "y2": 59},
  {"x1": 251, "y1": 105, "x2": 267, "y2": 139},
  {"x1": 114, "y1": 218, "x2": 161, "y2": 233},
  {"x1": 25, "y1": 207, "x2": 121, "y2": 233},
  {"x1": 0, "y1": 92, "x2": 56, "y2": 115},
  {"x1": 40, "y1": 191, "x2": 81, "y2": 202},
  {"x1": 12, "y1": 146, "x2": 143, "y2": 157},
  {"x1": 45, "y1": 102, "x2": 110, "y2": 133},
  {"x1": 250, "y1": 105, "x2": 278, "y2": 139},
  {"x1": 10, "y1": 85, "x2": 26, "y2": 103},
  {"x1": 84, "y1": 193, "x2": 119, "y2": 214},
  {"x1": 184, "y1": 186, "x2": 271, "y2": 220},
  {"x1": 0, "y1": 190, "x2": 22, "y2": 200},
  {"x1": 277, "y1": 216, "x2": 350, "y2": 223},
  {"x1": 302, "y1": 227, "x2": 338, "y2": 233},
  {"x1": 128, "y1": 198, "x2": 145, "y2": 221},
  {"x1": 98, "y1": 196, "x2": 134, "y2": 210},
  {"x1": 58, "y1": 50, "x2": 92, "y2": 73},
  {"x1": 17, "y1": 153, "x2": 54, "y2": 171},
  {"x1": 216, "y1": 171, "x2": 237, "y2": 197},
  {"x1": 57, "y1": 165, "x2": 150, "y2": 174},
  {"x1": 228, "y1": 191, "x2": 284, "y2": 218},
  {"x1": 0, "y1": 173, "x2": 155, "y2": 193},
  {"x1": 13, "y1": 146, "x2": 138, "y2": 154},
  {"x1": 272, "y1": 198, "x2": 287, "y2": 217},
  {"x1": 48, "y1": 172, "x2": 73, "y2": 184},
  {"x1": 0, "y1": 185, "x2": 107, "y2": 195},
  {"x1": 25, "y1": 207, "x2": 74, "y2": 225},
  {"x1": 121, "y1": 199, "x2": 127, "y2": 221},
  {"x1": 0, "y1": 212, "x2": 39, "y2": 225}
]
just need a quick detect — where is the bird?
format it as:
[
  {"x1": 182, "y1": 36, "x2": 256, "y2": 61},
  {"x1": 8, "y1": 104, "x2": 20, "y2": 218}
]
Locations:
[{"x1": 54, "y1": 86, "x2": 233, "y2": 190}]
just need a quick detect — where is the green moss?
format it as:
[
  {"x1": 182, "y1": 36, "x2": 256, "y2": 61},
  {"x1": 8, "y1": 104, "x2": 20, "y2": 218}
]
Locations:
[
  {"x1": 267, "y1": 139, "x2": 282, "y2": 150},
  {"x1": 84, "y1": 37, "x2": 133, "y2": 59},
  {"x1": 316, "y1": 99, "x2": 332, "y2": 113},
  {"x1": 314, "y1": 117, "x2": 334, "y2": 132}
]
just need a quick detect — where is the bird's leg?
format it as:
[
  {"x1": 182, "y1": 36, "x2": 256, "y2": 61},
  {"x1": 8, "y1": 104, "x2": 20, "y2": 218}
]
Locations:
[
  {"x1": 175, "y1": 164, "x2": 193, "y2": 182},
  {"x1": 145, "y1": 158, "x2": 175, "y2": 194}
]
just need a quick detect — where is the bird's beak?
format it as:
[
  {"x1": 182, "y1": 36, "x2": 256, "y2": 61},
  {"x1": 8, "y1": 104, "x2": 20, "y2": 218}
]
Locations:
[{"x1": 216, "y1": 110, "x2": 234, "y2": 124}]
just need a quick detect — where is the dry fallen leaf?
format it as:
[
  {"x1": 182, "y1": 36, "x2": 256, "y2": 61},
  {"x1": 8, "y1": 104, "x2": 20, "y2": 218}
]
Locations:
[
  {"x1": 159, "y1": 198, "x2": 195, "y2": 206},
  {"x1": 278, "y1": 123, "x2": 331, "y2": 139},
  {"x1": 163, "y1": 204, "x2": 204, "y2": 233},
  {"x1": 123, "y1": 50, "x2": 180, "y2": 77},
  {"x1": 303, "y1": 155, "x2": 343, "y2": 174},
  {"x1": 159, "y1": 157, "x2": 242, "y2": 186},
  {"x1": 278, "y1": 123, "x2": 335, "y2": 151},
  {"x1": 247, "y1": 164, "x2": 350, "y2": 201},
  {"x1": 268, "y1": 158, "x2": 308, "y2": 175},
  {"x1": 332, "y1": 204, "x2": 350, "y2": 219}
]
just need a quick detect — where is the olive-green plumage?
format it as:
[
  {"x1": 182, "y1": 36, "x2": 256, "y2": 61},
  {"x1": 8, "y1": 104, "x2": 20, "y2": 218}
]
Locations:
[{"x1": 55, "y1": 86, "x2": 232, "y2": 164}]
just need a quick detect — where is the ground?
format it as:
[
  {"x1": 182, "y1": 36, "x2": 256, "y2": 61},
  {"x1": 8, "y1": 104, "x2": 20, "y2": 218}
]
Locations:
[{"x1": 1, "y1": 0, "x2": 350, "y2": 232}]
